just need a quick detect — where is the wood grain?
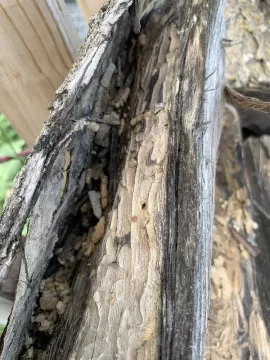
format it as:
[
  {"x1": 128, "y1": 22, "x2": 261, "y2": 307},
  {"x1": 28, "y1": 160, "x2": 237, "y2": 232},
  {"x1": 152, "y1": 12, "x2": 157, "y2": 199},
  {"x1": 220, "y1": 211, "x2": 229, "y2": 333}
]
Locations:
[
  {"x1": 0, "y1": 0, "x2": 225, "y2": 359},
  {"x1": 76, "y1": 0, "x2": 105, "y2": 23},
  {"x1": 225, "y1": 86, "x2": 270, "y2": 113},
  {"x1": 244, "y1": 134, "x2": 270, "y2": 344},
  {"x1": 0, "y1": 0, "x2": 81, "y2": 145}
]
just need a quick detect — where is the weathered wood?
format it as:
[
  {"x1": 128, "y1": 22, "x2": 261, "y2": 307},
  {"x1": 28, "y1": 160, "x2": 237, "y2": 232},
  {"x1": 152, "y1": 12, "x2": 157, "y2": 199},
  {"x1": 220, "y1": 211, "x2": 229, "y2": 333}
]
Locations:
[
  {"x1": 205, "y1": 105, "x2": 270, "y2": 359},
  {"x1": 244, "y1": 134, "x2": 270, "y2": 338},
  {"x1": 0, "y1": 0, "x2": 81, "y2": 145},
  {"x1": 234, "y1": 88, "x2": 270, "y2": 137},
  {"x1": 0, "y1": 0, "x2": 225, "y2": 359},
  {"x1": 0, "y1": 0, "x2": 139, "y2": 358},
  {"x1": 203, "y1": 0, "x2": 270, "y2": 356}
]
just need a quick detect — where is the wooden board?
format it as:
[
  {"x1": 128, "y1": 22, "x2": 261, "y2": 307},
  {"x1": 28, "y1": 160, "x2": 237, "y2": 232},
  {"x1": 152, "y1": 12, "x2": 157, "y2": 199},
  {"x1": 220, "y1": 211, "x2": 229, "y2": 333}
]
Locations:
[
  {"x1": 0, "y1": 0, "x2": 81, "y2": 145},
  {"x1": 76, "y1": 0, "x2": 105, "y2": 23}
]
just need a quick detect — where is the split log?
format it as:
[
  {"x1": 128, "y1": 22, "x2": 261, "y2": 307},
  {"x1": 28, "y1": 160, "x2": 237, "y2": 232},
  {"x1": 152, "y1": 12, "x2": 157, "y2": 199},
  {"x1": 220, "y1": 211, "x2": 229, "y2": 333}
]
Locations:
[{"x1": 0, "y1": 0, "x2": 225, "y2": 359}]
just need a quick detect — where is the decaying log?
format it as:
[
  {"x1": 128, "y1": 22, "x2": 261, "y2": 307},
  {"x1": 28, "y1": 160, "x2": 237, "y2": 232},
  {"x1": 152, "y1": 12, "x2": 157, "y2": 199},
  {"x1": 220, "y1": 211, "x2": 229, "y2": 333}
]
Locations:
[
  {"x1": 0, "y1": 0, "x2": 225, "y2": 359},
  {"x1": 205, "y1": 105, "x2": 270, "y2": 359},
  {"x1": 244, "y1": 133, "x2": 270, "y2": 338}
]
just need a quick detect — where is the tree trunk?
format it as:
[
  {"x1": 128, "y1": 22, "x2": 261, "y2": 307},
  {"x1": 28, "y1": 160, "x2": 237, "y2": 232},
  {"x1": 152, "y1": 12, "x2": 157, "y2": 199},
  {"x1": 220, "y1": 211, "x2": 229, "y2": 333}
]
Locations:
[{"x1": 0, "y1": 0, "x2": 225, "y2": 359}]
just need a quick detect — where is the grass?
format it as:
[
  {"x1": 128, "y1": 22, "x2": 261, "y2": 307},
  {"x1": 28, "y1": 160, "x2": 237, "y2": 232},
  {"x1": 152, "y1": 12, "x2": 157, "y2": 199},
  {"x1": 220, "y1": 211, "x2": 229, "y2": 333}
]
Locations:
[
  {"x1": 0, "y1": 113, "x2": 26, "y2": 213},
  {"x1": 0, "y1": 324, "x2": 4, "y2": 336},
  {"x1": 0, "y1": 114, "x2": 25, "y2": 336}
]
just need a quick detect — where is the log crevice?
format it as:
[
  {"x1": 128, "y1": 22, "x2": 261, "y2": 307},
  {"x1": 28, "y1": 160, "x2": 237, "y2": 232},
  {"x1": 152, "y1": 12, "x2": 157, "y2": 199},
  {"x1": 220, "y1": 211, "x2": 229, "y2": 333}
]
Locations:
[{"x1": 0, "y1": 1, "x2": 226, "y2": 359}]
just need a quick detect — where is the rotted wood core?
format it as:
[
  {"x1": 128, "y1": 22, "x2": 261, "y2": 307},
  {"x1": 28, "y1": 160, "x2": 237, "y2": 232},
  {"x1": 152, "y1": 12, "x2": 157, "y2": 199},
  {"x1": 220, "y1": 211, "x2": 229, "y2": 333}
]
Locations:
[{"x1": 0, "y1": 0, "x2": 225, "y2": 359}]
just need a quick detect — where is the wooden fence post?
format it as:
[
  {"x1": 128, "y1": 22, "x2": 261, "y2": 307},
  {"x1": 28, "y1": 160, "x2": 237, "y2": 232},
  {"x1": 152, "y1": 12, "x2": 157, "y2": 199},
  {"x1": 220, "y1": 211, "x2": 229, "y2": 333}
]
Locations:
[
  {"x1": 76, "y1": 0, "x2": 105, "y2": 23},
  {"x1": 0, "y1": 0, "x2": 81, "y2": 145}
]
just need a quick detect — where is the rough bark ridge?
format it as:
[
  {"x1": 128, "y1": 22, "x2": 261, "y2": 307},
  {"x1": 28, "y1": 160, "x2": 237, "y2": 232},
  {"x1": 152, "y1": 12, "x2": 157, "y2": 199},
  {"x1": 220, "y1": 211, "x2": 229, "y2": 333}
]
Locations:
[{"x1": 0, "y1": 0, "x2": 225, "y2": 359}]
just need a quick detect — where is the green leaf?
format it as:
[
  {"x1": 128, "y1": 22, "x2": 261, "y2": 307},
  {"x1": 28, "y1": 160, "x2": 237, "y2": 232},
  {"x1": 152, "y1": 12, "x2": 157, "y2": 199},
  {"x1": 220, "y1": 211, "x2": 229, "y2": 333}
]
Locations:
[
  {"x1": 0, "y1": 324, "x2": 5, "y2": 337},
  {"x1": 22, "y1": 218, "x2": 30, "y2": 237},
  {"x1": 0, "y1": 113, "x2": 26, "y2": 214}
]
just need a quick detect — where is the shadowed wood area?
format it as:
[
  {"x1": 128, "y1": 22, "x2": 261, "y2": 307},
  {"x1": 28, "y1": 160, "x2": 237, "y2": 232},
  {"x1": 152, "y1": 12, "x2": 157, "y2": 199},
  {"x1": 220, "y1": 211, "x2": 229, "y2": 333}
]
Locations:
[
  {"x1": 0, "y1": 0, "x2": 225, "y2": 359},
  {"x1": 244, "y1": 129, "x2": 270, "y2": 339}
]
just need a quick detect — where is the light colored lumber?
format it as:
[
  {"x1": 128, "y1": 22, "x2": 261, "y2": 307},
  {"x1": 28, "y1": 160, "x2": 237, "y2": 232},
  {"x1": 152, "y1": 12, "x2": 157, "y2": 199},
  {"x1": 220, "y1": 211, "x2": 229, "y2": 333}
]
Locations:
[
  {"x1": 76, "y1": 0, "x2": 105, "y2": 23},
  {"x1": 0, "y1": 0, "x2": 81, "y2": 145}
]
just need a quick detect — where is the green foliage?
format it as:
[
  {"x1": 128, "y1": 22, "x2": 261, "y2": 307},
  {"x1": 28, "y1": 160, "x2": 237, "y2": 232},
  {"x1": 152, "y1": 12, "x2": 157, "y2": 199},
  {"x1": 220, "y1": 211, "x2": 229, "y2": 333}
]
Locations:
[
  {"x1": 0, "y1": 324, "x2": 5, "y2": 336},
  {"x1": 0, "y1": 113, "x2": 25, "y2": 213},
  {"x1": 22, "y1": 217, "x2": 30, "y2": 237}
]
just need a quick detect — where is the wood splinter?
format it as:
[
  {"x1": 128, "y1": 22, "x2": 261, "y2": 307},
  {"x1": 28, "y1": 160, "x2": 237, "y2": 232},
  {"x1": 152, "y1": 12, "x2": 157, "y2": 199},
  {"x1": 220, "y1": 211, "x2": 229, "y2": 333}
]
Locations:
[
  {"x1": 225, "y1": 86, "x2": 270, "y2": 113},
  {"x1": 228, "y1": 223, "x2": 260, "y2": 257},
  {"x1": 221, "y1": 38, "x2": 242, "y2": 47},
  {"x1": 100, "y1": 176, "x2": 108, "y2": 209},
  {"x1": 84, "y1": 216, "x2": 105, "y2": 257}
]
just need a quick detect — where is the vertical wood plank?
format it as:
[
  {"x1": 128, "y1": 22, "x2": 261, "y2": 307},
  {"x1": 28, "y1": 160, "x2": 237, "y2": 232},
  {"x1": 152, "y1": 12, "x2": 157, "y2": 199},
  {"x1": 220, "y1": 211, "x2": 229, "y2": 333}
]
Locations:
[
  {"x1": 0, "y1": 0, "x2": 81, "y2": 145},
  {"x1": 76, "y1": 0, "x2": 105, "y2": 23}
]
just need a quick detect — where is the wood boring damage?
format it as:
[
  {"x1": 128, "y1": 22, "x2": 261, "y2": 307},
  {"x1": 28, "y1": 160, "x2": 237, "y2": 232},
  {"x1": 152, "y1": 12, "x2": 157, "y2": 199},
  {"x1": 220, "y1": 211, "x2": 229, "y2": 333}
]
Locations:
[{"x1": 1, "y1": 0, "x2": 270, "y2": 359}]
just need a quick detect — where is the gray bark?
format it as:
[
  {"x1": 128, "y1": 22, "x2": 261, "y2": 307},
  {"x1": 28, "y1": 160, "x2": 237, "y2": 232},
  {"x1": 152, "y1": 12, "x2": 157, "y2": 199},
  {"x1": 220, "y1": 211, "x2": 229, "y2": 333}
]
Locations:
[{"x1": 0, "y1": 0, "x2": 225, "y2": 359}]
